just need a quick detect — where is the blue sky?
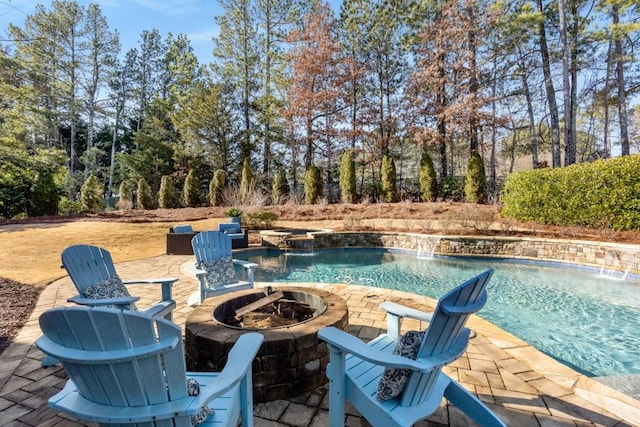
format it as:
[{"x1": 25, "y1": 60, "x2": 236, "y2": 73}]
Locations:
[
  {"x1": 1, "y1": 0, "x2": 343, "y2": 64},
  {"x1": 0, "y1": 0, "x2": 231, "y2": 64}
]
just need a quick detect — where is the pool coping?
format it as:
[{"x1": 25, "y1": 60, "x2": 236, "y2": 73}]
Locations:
[{"x1": 2, "y1": 252, "x2": 640, "y2": 426}]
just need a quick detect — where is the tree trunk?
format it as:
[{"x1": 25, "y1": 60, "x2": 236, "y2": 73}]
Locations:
[
  {"x1": 521, "y1": 64, "x2": 539, "y2": 168},
  {"x1": 436, "y1": 52, "x2": 447, "y2": 177},
  {"x1": 536, "y1": 0, "x2": 561, "y2": 167},
  {"x1": 558, "y1": 0, "x2": 575, "y2": 166},
  {"x1": 613, "y1": 4, "x2": 630, "y2": 155},
  {"x1": 603, "y1": 40, "x2": 612, "y2": 158},
  {"x1": 468, "y1": 4, "x2": 479, "y2": 154}
]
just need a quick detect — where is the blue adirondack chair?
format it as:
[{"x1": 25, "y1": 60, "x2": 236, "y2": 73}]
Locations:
[
  {"x1": 318, "y1": 268, "x2": 505, "y2": 427},
  {"x1": 188, "y1": 231, "x2": 258, "y2": 306},
  {"x1": 61, "y1": 245, "x2": 177, "y2": 320},
  {"x1": 36, "y1": 306, "x2": 263, "y2": 427}
]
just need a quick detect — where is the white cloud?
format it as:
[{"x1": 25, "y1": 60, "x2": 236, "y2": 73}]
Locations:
[{"x1": 188, "y1": 27, "x2": 219, "y2": 42}]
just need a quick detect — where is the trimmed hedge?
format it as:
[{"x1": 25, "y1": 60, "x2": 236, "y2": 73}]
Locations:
[{"x1": 501, "y1": 155, "x2": 640, "y2": 231}]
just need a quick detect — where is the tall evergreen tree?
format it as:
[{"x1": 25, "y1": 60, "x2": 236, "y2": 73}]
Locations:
[{"x1": 214, "y1": 0, "x2": 260, "y2": 160}]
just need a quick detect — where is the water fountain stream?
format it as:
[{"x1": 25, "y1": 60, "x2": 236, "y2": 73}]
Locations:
[{"x1": 417, "y1": 237, "x2": 441, "y2": 260}]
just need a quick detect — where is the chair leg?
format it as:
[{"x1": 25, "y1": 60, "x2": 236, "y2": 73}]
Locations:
[
  {"x1": 325, "y1": 344, "x2": 347, "y2": 427},
  {"x1": 444, "y1": 380, "x2": 506, "y2": 427},
  {"x1": 240, "y1": 371, "x2": 254, "y2": 427}
]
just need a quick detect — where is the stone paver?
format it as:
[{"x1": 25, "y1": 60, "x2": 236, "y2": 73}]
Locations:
[{"x1": 1, "y1": 254, "x2": 639, "y2": 426}]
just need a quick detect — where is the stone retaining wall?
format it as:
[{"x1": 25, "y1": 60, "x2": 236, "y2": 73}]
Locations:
[{"x1": 262, "y1": 231, "x2": 640, "y2": 277}]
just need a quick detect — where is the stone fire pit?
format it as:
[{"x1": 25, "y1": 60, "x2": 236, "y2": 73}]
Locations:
[{"x1": 185, "y1": 287, "x2": 349, "y2": 402}]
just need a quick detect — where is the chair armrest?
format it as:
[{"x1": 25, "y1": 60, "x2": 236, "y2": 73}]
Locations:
[
  {"x1": 189, "y1": 332, "x2": 264, "y2": 406},
  {"x1": 122, "y1": 277, "x2": 178, "y2": 302},
  {"x1": 233, "y1": 259, "x2": 258, "y2": 284},
  {"x1": 380, "y1": 301, "x2": 434, "y2": 322},
  {"x1": 318, "y1": 327, "x2": 432, "y2": 372},
  {"x1": 380, "y1": 301, "x2": 433, "y2": 341},
  {"x1": 189, "y1": 265, "x2": 206, "y2": 277},
  {"x1": 67, "y1": 295, "x2": 140, "y2": 307},
  {"x1": 122, "y1": 277, "x2": 178, "y2": 285},
  {"x1": 232, "y1": 259, "x2": 259, "y2": 270}
]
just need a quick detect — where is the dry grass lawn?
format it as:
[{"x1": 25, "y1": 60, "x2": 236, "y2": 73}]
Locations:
[{"x1": 0, "y1": 218, "x2": 226, "y2": 286}]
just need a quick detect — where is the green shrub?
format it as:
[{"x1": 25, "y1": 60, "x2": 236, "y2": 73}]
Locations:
[
  {"x1": 224, "y1": 207, "x2": 243, "y2": 217},
  {"x1": 240, "y1": 157, "x2": 254, "y2": 202},
  {"x1": 465, "y1": 151, "x2": 486, "y2": 204},
  {"x1": 29, "y1": 171, "x2": 60, "y2": 216},
  {"x1": 272, "y1": 167, "x2": 289, "y2": 205},
  {"x1": 340, "y1": 151, "x2": 357, "y2": 203},
  {"x1": 246, "y1": 210, "x2": 278, "y2": 229},
  {"x1": 419, "y1": 150, "x2": 438, "y2": 202},
  {"x1": 381, "y1": 153, "x2": 397, "y2": 202},
  {"x1": 501, "y1": 155, "x2": 640, "y2": 231},
  {"x1": 158, "y1": 175, "x2": 178, "y2": 208},
  {"x1": 183, "y1": 169, "x2": 200, "y2": 208},
  {"x1": 439, "y1": 176, "x2": 465, "y2": 201},
  {"x1": 117, "y1": 180, "x2": 133, "y2": 210},
  {"x1": 80, "y1": 174, "x2": 104, "y2": 213},
  {"x1": 136, "y1": 178, "x2": 154, "y2": 210},
  {"x1": 58, "y1": 197, "x2": 83, "y2": 215},
  {"x1": 209, "y1": 170, "x2": 226, "y2": 207},
  {"x1": 304, "y1": 165, "x2": 323, "y2": 204}
]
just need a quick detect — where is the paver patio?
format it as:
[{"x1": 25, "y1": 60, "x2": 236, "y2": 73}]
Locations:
[{"x1": 1, "y1": 254, "x2": 638, "y2": 426}]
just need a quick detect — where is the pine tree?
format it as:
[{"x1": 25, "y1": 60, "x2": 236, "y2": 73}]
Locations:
[
  {"x1": 136, "y1": 178, "x2": 154, "y2": 209},
  {"x1": 339, "y1": 151, "x2": 357, "y2": 203},
  {"x1": 272, "y1": 167, "x2": 290, "y2": 205},
  {"x1": 158, "y1": 175, "x2": 178, "y2": 208},
  {"x1": 209, "y1": 170, "x2": 226, "y2": 207},
  {"x1": 419, "y1": 150, "x2": 438, "y2": 202},
  {"x1": 381, "y1": 153, "x2": 397, "y2": 203},
  {"x1": 80, "y1": 174, "x2": 104, "y2": 213},
  {"x1": 183, "y1": 169, "x2": 200, "y2": 208},
  {"x1": 465, "y1": 152, "x2": 486, "y2": 204},
  {"x1": 304, "y1": 165, "x2": 323, "y2": 204}
]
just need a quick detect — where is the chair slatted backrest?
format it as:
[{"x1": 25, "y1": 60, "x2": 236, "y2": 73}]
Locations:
[
  {"x1": 62, "y1": 245, "x2": 118, "y2": 294},
  {"x1": 191, "y1": 231, "x2": 233, "y2": 265},
  {"x1": 37, "y1": 307, "x2": 187, "y2": 408},
  {"x1": 172, "y1": 224, "x2": 194, "y2": 233},
  {"x1": 400, "y1": 268, "x2": 494, "y2": 407}
]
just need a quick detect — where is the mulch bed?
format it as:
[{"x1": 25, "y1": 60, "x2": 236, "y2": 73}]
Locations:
[{"x1": 0, "y1": 278, "x2": 41, "y2": 355}]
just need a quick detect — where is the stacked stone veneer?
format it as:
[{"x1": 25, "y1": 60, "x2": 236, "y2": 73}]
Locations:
[
  {"x1": 262, "y1": 231, "x2": 640, "y2": 276},
  {"x1": 184, "y1": 287, "x2": 349, "y2": 403}
]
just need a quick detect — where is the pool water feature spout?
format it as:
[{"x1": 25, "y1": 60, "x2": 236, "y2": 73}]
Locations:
[
  {"x1": 417, "y1": 237, "x2": 441, "y2": 260},
  {"x1": 600, "y1": 249, "x2": 639, "y2": 280}
]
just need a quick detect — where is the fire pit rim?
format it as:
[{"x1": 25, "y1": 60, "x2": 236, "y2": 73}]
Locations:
[{"x1": 212, "y1": 289, "x2": 329, "y2": 330}]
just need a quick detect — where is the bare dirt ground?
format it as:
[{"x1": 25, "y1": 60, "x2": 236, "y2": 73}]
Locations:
[{"x1": 2, "y1": 202, "x2": 639, "y2": 355}]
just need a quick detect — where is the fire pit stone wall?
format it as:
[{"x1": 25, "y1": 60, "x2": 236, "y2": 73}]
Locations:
[{"x1": 184, "y1": 287, "x2": 349, "y2": 402}]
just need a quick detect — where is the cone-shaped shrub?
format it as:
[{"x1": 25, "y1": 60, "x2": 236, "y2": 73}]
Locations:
[
  {"x1": 183, "y1": 169, "x2": 200, "y2": 208},
  {"x1": 80, "y1": 174, "x2": 104, "y2": 213},
  {"x1": 272, "y1": 167, "x2": 289, "y2": 205},
  {"x1": 340, "y1": 150, "x2": 357, "y2": 203},
  {"x1": 465, "y1": 151, "x2": 486, "y2": 204},
  {"x1": 158, "y1": 175, "x2": 178, "y2": 208},
  {"x1": 209, "y1": 169, "x2": 226, "y2": 207},
  {"x1": 381, "y1": 153, "x2": 397, "y2": 202},
  {"x1": 304, "y1": 165, "x2": 323, "y2": 204},
  {"x1": 419, "y1": 150, "x2": 438, "y2": 202},
  {"x1": 136, "y1": 178, "x2": 154, "y2": 210}
]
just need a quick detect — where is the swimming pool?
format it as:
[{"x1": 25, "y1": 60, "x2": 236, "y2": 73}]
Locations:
[{"x1": 235, "y1": 248, "x2": 640, "y2": 379}]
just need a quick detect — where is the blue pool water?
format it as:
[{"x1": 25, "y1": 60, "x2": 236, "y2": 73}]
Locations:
[{"x1": 235, "y1": 248, "x2": 640, "y2": 378}]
